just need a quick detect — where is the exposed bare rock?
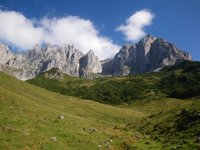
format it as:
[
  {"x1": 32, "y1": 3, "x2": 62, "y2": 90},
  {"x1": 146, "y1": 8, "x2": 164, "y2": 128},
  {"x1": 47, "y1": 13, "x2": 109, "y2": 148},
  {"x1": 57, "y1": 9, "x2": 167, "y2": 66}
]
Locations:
[
  {"x1": 0, "y1": 44, "x2": 97, "y2": 80},
  {"x1": 0, "y1": 44, "x2": 14, "y2": 66},
  {"x1": 0, "y1": 34, "x2": 192, "y2": 80},
  {"x1": 102, "y1": 34, "x2": 192, "y2": 76},
  {"x1": 79, "y1": 50, "x2": 102, "y2": 77}
]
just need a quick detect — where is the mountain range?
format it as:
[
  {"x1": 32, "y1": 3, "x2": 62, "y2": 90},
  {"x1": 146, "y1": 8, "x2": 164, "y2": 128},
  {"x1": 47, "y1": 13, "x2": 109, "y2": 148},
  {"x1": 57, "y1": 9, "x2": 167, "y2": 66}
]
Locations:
[
  {"x1": 0, "y1": 34, "x2": 192, "y2": 80},
  {"x1": 0, "y1": 34, "x2": 200, "y2": 149}
]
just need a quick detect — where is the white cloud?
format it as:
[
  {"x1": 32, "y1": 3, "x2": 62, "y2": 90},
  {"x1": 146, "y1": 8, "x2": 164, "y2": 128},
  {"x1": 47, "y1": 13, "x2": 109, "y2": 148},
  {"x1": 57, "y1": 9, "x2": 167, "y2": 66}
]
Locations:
[
  {"x1": 0, "y1": 10, "x2": 43, "y2": 49},
  {"x1": 40, "y1": 17, "x2": 120, "y2": 59},
  {"x1": 116, "y1": 9, "x2": 154, "y2": 42},
  {"x1": 0, "y1": 10, "x2": 120, "y2": 59}
]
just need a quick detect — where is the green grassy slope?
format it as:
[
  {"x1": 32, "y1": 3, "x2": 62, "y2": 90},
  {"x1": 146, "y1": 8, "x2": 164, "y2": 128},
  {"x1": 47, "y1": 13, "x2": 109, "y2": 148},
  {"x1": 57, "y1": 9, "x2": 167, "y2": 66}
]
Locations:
[
  {"x1": 0, "y1": 71, "x2": 200, "y2": 149},
  {"x1": 27, "y1": 68, "x2": 163, "y2": 105},
  {"x1": 123, "y1": 98, "x2": 200, "y2": 149},
  {"x1": 158, "y1": 61, "x2": 200, "y2": 98},
  {"x1": 0, "y1": 71, "x2": 148, "y2": 150},
  {"x1": 27, "y1": 61, "x2": 200, "y2": 105}
]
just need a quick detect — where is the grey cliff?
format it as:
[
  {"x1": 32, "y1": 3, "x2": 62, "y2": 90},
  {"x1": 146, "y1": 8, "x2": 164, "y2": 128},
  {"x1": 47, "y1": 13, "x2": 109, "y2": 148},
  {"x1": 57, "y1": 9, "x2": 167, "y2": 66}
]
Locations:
[{"x1": 0, "y1": 35, "x2": 192, "y2": 80}]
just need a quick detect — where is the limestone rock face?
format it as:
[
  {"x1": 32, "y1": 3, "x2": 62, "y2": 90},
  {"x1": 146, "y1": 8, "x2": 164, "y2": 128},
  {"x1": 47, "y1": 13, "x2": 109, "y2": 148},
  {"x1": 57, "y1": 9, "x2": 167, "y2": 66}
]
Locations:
[
  {"x1": 0, "y1": 34, "x2": 192, "y2": 80},
  {"x1": 100, "y1": 59, "x2": 112, "y2": 75},
  {"x1": 0, "y1": 44, "x2": 14, "y2": 65},
  {"x1": 0, "y1": 44, "x2": 101, "y2": 80},
  {"x1": 79, "y1": 50, "x2": 102, "y2": 77},
  {"x1": 102, "y1": 35, "x2": 192, "y2": 76}
]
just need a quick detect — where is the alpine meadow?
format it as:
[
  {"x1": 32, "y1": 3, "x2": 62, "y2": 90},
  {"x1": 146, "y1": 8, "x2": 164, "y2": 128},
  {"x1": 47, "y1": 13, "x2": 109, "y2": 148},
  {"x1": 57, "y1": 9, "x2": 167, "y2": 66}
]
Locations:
[{"x1": 0, "y1": 0, "x2": 200, "y2": 150}]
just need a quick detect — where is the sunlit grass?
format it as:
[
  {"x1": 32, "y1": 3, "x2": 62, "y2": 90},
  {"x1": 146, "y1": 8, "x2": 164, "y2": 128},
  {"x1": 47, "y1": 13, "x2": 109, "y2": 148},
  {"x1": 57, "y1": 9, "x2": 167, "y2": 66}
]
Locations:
[{"x1": 0, "y1": 71, "x2": 200, "y2": 149}]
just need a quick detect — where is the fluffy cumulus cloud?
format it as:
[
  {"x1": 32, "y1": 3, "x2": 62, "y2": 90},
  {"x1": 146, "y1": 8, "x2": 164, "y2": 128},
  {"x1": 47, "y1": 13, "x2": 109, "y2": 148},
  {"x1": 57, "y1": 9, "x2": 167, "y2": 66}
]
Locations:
[
  {"x1": 0, "y1": 10, "x2": 120, "y2": 59},
  {"x1": 116, "y1": 9, "x2": 154, "y2": 42},
  {"x1": 0, "y1": 10, "x2": 43, "y2": 49}
]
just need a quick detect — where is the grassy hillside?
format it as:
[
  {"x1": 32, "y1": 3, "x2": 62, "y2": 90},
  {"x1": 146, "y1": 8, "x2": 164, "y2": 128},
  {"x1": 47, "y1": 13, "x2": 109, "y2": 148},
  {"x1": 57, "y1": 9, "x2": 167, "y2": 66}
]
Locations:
[
  {"x1": 0, "y1": 71, "x2": 143, "y2": 150},
  {"x1": 123, "y1": 98, "x2": 200, "y2": 149},
  {"x1": 27, "y1": 61, "x2": 200, "y2": 105},
  {"x1": 1, "y1": 64, "x2": 200, "y2": 149},
  {"x1": 158, "y1": 61, "x2": 200, "y2": 98},
  {"x1": 27, "y1": 68, "x2": 163, "y2": 105}
]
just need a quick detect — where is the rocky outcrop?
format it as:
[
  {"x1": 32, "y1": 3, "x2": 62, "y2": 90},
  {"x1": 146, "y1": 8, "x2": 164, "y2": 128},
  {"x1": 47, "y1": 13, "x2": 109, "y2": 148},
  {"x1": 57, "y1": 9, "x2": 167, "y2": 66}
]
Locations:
[
  {"x1": 0, "y1": 44, "x2": 100, "y2": 80},
  {"x1": 0, "y1": 34, "x2": 192, "y2": 80},
  {"x1": 79, "y1": 50, "x2": 102, "y2": 77},
  {"x1": 100, "y1": 59, "x2": 112, "y2": 75},
  {"x1": 102, "y1": 34, "x2": 192, "y2": 76},
  {"x1": 0, "y1": 44, "x2": 14, "y2": 65}
]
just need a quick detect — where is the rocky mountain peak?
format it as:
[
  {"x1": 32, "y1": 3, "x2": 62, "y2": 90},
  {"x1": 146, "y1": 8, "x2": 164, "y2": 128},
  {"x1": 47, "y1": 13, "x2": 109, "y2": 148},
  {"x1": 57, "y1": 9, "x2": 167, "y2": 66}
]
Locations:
[
  {"x1": 63, "y1": 44, "x2": 74, "y2": 50},
  {"x1": 102, "y1": 34, "x2": 192, "y2": 76},
  {"x1": 0, "y1": 44, "x2": 12, "y2": 56},
  {"x1": 0, "y1": 35, "x2": 193, "y2": 80},
  {"x1": 33, "y1": 44, "x2": 41, "y2": 50},
  {"x1": 140, "y1": 34, "x2": 156, "y2": 44},
  {"x1": 85, "y1": 50, "x2": 97, "y2": 63},
  {"x1": 0, "y1": 44, "x2": 13, "y2": 65},
  {"x1": 137, "y1": 34, "x2": 156, "y2": 55},
  {"x1": 79, "y1": 49, "x2": 102, "y2": 77},
  {"x1": 87, "y1": 49, "x2": 95, "y2": 56},
  {"x1": 121, "y1": 44, "x2": 134, "y2": 51},
  {"x1": 0, "y1": 44, "x2": 102, "y2": 80}
]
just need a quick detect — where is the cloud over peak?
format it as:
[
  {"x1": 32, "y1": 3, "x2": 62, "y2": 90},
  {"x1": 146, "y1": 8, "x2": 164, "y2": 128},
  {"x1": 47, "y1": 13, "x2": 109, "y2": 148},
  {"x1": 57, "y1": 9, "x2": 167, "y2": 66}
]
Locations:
[
  {"x1": 0, "y1": 9, "x2": 154, "y2": 59},
  {"x1": 116, "y1": 9, "x2": 154, "y2": 42},
  {"x1": 0, "y1": 10, "x2": 120, "y2": 59}
]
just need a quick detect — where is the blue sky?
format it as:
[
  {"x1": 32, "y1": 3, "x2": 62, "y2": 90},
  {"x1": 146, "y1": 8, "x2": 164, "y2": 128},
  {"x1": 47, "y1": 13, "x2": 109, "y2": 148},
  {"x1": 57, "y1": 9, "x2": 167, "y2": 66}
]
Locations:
[{"x1": 0, "y1": 0, "x2": 199, "y2": 60}]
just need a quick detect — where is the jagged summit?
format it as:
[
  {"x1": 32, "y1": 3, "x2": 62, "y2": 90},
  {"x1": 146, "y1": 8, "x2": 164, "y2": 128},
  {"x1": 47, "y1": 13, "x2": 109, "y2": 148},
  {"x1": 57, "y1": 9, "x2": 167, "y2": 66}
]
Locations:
[
  {"x1": 0, "y1": 44, "x2": 100, "y2": 80},
  {"x1": 0, "y1": 44, "x2": 13, "y2": 65},
  {"x1": 140, "y1": 34, "x2": 156, "y2": 44},
  {"x1": 87, "y1": 49, "x2": 95, "y2": 55},
  {"x1": 102, "y1": 34, "x2": 192, "y2": 76},
  {"x1": 0, "y1": 35, "x2": 192, "y2": 80},
  {"x1": 79, "y1": 49, "x2": 102, "y2": 77}
]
